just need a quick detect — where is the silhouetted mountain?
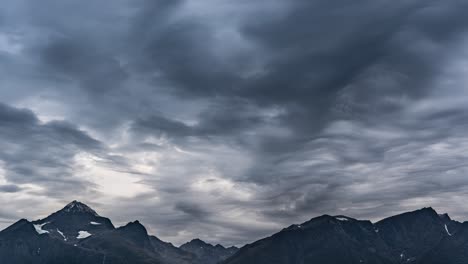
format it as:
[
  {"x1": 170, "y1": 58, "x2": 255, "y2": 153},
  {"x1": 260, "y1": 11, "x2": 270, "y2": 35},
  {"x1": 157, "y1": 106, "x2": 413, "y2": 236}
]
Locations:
[
  {"x1": 180, "y1": 238, "x2": 238, "y2": 264},
  {"x1": 223, "y1": 215, "x2": 393, "y2": 264},
  {"x1": 31, "y1": 201, "x2": 114, "y2": 244},
  {"x1": 150, "y1": 236, "x2": 195, "y2": 264},
  {"x1": 374, "y1": 207, "x2": 459, "y2": 262},
  {"x1": 223, "y1": 208, "x2": 467, "y2": 264},
  {"x1": 0, "y1": 218, "x2": 105, "y2": 264},
  {"x1": 0, "y1": 201, "x2": 236, "y2": 264},
  {"x1": 419, "y1": 222, "x2": 468, "y2": 264},
  {"x1": 5, "y1": 202, "x2": 468, "y2": 264}
]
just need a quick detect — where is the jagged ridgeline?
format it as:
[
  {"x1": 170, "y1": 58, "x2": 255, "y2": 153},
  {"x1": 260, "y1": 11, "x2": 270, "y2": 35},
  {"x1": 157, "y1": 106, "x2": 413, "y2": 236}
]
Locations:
[
  {"x1": 0, "y1": 201, "x2": 238, "y2": 264},
  {"x1": 2, "y1": 202, "x2": 468, "y2": 264},
  {"x1": 222, "y1": 208, "x2": 465, "y2": 264}
]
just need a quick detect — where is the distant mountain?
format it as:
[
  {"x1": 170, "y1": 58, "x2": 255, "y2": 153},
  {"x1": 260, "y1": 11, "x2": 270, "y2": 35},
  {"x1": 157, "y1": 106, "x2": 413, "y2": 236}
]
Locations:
[
  {"x1": 5, "y1": 201, "x2": 468, "y2": 264},
  {"x1": 222, "y1": 207, "x2": 468, "y2": 264},
  {"x1": 0, "y1": 201, "x2": 236, "y2": 264},
  {"x1": 180, "y1": 238, "x2": 238, "y2": 264}
]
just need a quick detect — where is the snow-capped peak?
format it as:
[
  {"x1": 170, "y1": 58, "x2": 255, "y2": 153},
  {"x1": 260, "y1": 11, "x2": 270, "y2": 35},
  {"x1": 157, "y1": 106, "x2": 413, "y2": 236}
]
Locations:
[{"x1": 62, "y1": 201, "x2": 99, "y2": 216}]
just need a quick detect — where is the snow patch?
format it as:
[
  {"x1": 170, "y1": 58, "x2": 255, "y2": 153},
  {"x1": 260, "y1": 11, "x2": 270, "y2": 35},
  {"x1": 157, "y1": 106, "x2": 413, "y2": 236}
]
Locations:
[
  {"x1": 77, "y1": 231, "x2": 92, "y2": 239},
  {"x1": 57, "y1": 229, "x2": 67, "y2": 241},
  {"x1": 90, "y1": 221, "x2": 101, "y2": 225},
  {"x1": 336, "y1": 217, "x2": 349, "y2": 221},
  {"x1": 445, "y1": 224, "x2": 452, "y2": 236},
  {"x1": 33, "y1": 222, "x2": 49, "y2": 235}
]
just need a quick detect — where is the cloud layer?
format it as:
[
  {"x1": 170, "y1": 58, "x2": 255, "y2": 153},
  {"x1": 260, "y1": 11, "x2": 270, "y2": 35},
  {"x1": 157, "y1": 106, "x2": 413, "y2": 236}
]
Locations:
[{"x1": 2, "y1": 0, "x2": 468, "y2": 246}]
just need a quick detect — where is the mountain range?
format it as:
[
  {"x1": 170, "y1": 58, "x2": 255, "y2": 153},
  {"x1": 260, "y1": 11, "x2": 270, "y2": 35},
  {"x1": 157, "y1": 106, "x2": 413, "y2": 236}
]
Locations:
[
  {"x1": 223, "y1": 207, "x2": 466, "y2": 264},
  {"x1": 0, "y1": 201, "x2": 237, "y2": 264},
  {"x1": 1, "y1": 202, "x2": 468, "y2": 263}
]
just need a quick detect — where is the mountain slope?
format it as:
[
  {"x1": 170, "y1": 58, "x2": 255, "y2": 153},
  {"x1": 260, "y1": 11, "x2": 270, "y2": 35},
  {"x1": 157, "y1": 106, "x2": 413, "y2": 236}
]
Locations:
[
  {"x1": 150, "y1": 236, "x2": 195, "y2": 264},
  {"x1": 0, "y1": 219, "x2": 106, "y2": 264},
  {"x1": 4, "y1": 202, "x2": 468, "y2": 264},
  {"x1": 31, "y1": 201, "x2": 115, "y2": 244},
  {"x1": 224, "y1": 215, "x2": 394, "y2": 264},
  {"x1": 374, "y1": 207, "x2": 459, "y2": 262},
  {"x1": 77, "y1": 220, "x2": 164, "y2": 264},
  {"x1": 418, "y1": 221, "x2": 468, "y2": 264},
  {"x1": 222, "y1": 208, "x2": 461, "y2": 264},
  {"x1": 180, "y1": 238, "x2": 238, "y2": 264},
  {"x1": 0, "y1": 201, "x2": 236, "y2": 264}
]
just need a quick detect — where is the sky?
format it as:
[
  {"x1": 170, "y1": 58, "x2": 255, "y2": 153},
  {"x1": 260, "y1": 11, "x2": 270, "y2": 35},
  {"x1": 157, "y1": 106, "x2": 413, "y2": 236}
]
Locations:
[{"x1": 2, "y1": 0, "x2": 468, "y2": 247}]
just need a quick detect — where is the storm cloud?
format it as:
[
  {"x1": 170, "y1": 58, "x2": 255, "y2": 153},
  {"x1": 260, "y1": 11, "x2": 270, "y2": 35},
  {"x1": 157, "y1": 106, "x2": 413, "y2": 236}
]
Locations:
[{"x1": 2, "y1": 0, "x2": 468, "y2": 246}]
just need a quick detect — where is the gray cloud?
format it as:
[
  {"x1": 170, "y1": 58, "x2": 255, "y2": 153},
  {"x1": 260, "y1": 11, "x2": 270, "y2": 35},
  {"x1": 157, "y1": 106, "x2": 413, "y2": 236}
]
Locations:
[
  {"x1": 174, "y1": 201, "x2": 211, "y2": 220},
  {"x1": 1, "y1": 0, "x2": 468, "y2": 247},
  {"x1": 39, "y1": 35, "x2": 129, "y2": 95},
  {"x1": 0, "y1": 103, "x2": 103, "y2": 195},
  {"x1": 0, "y1": 184, "x2": 22, "y2": 193}
]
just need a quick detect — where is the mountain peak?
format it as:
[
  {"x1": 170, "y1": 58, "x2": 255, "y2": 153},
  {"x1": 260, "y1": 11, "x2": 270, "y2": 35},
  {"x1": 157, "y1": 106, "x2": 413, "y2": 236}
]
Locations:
[
  {"x1": 181, "y1": 238, "x2": 239, "y2": 264},
  {"x1": 377, "y1": 207, "x2": 439, "y2": 225},
  {"x1": 421, "y1": 206, "x2": 437, "y2": 213},
  {"x1": 61, "y1": 200, "x2": 99, "y2": 216},
  {"x1": 190, "y1": 238, "x2": 207, "y2": 244},
  {"x1": 439, "y1": 213, "x2": 452, "y2": 222},
  {"x1": 410, "y1": 207, "x2": 439, "y2": 219},
  {"x1": 119, "y1": 220, "x2": 149, "y2": 236},
  {"x1": 180, "y1": 238, "x2": 214, "y2": 250}
]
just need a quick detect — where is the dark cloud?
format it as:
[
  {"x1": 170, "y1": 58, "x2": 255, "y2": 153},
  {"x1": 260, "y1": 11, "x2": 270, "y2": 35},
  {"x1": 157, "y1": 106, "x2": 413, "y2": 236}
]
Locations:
[
  {"x1": 0, "y1": 184, "x2": 22, "y2": 193},
  {"x1": 131, "y1": 99, "x2": 265, "y2": 141},
  {"x1": 39, "y1": 36, "x2": 128, "y2": 95},
  {"x1": 174, "y1": 201, "x2": 211, "y2": 219},
  {"x1": 132, "y1": 115, "x2": 194, "y2": 138},
  {"x1": 1, "y1": 0, "x2": 468, "y2": 247},
  {"x1": 0, "y1": 103, "x2": 103, "y2": 195}
]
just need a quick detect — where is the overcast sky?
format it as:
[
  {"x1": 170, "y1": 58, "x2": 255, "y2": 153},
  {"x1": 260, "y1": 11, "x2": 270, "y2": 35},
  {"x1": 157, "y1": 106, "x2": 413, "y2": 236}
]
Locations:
[{"x1": 2, "y1": 0, "x2": 468, "y2": 247}]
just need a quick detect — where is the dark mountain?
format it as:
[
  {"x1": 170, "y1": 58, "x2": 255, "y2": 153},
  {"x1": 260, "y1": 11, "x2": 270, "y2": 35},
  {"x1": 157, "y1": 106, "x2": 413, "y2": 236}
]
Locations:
[
  {"x1": 419, "y1": 221, "x2": 468, "y2": 264},
  {"x1": 180, "y1": 238, "x2": 238, "y2": 264},
  {"x1": 6, "y1": 201, "x2": 468, "y2": 264},
  {"x1": 31, "y1": 201, "x2": 114, "y2": 245},
  {"x1": 222, "y1": 208, "x2": 466, "y2": 264},
  {"x1": 77, "y1": 220, "x2": 164, "y2": 264},
  {"x1": 0, "y1": 201, "x2": 236, "y2": 264},
  {"x1": 223, "y1": 215, "x2": 394, "y2": 264},
  {"x1": 150, "y1": 236, "x2": 195, "y2": 264},
  {"x1": 0, "y1": 218, "x2": 105, "y2": 264},
  {"x1": 374, "y1": 207, "x2": 460, "y2": 262},
  {"x1": 79, "y1": 220, "x2": 198, "y2": 264}
]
